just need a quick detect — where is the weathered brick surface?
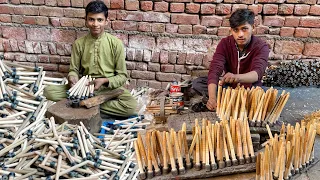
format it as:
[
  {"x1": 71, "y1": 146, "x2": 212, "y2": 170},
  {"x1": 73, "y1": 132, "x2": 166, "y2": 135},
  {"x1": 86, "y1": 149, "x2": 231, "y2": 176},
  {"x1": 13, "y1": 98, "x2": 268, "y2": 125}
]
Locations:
[{"x1": 2, "y1": 0, "x2": 320, "y2": 89}]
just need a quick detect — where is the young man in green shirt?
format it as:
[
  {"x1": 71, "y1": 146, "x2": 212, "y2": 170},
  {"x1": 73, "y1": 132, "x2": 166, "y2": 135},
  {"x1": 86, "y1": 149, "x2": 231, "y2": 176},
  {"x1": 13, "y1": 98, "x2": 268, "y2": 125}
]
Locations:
[{"x1": 67, "y1": 0, "x2": 137, "y2": 117}]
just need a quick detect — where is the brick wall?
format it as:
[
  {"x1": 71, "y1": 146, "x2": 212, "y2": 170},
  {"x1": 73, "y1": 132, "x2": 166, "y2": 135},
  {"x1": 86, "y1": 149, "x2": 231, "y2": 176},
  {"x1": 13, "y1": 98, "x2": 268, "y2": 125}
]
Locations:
[{"x1": 1, "y1": 0, "x2": 320, "y2": 89}]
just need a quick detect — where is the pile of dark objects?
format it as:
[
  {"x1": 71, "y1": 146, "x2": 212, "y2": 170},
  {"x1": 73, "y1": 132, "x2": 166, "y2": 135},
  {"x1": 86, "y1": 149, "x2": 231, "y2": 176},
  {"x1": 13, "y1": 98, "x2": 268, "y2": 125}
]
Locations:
[{"x1": 263, "y1": 60, "x2": 320, "y2": 88}]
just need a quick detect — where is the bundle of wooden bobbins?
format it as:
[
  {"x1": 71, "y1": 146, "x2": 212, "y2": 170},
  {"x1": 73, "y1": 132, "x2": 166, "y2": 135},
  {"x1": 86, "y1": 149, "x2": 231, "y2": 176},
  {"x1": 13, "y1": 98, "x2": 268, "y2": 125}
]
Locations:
[
  {"x1": 0, "y1": 117, "x2": 139, "y2": 180},
  {"x1": 257, "y1": 121, "x2": 317, "y2": 180},
  {"x1": 216, "y1": 82, "x2": 290, "y2": 127},
  {"x1": 135, "y1": 118, "x2": 256, "y2": 179},
  {"x1": 66, "y1": 75, "x2": 95, "y2": 101}
]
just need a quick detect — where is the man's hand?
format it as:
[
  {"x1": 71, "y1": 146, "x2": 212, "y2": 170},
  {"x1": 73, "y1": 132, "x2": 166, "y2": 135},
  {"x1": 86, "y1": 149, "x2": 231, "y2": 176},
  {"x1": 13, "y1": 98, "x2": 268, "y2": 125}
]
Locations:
[
  {"x1": 220, "y1": 72, "x2": 239, "y2": 85},
  {"x1": 92, "y1": 78, "x2": 109, "y2": 90},
  {"x1": 206, "y1": 98, "x2": 217, "y2": 111},
  {"x1": 68, "y1": 75, "x2": 79, "y2": 87}
]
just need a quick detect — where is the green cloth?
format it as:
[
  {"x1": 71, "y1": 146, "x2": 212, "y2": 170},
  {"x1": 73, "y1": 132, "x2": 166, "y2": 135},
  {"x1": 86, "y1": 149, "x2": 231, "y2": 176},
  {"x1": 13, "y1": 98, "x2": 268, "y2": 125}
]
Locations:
[
  {"x1": 43, "y1": 84, "x2": 68, "y2": 102},
  {"x1": 69, "y1": 32, "x2": 127, "y2": 89},
  {"x1": 44, "y1": 32, "x2": 137, "y2": 117}
]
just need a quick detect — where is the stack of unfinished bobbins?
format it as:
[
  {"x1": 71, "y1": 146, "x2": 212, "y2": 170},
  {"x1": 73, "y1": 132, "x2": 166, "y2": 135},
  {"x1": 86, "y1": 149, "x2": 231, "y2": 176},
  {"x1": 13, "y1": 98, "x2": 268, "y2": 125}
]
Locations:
[
  {"x1": 135, "y1": 118, "x2": 256, "y2": 179},
  {"x1": 216, "y1": 83, "x2": 290, "y2": 127},
  {"x1": 257, "y1": 120, "x2": 317, "y2": 180},
  {"x1": 66, "y1": 75, "x2": 95, "y2": 101}
]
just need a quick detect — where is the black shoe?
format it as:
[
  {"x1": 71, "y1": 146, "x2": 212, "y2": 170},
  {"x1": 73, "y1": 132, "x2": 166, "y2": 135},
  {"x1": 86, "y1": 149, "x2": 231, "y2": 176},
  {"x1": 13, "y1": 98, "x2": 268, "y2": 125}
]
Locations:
[{"x1": 191, "y1": 102, "x2": 209, "y2": 112}]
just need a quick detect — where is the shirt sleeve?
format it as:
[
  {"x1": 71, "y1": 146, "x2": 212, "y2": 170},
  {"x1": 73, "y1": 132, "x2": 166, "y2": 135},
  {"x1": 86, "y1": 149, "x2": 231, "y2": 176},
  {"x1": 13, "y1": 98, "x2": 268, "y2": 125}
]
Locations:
[
  {"x1": 68, "y1": 41, "x2": 81, "y2": 78},
  {"x1": 250, "y1": 44, "x2": 269, "y2": 81},
  {"x1": 107, "y1": 40, "x2": 128, "y2": 89},
  {"x1": 207, "y1": 39, "x2": 226, "y2": 85}
]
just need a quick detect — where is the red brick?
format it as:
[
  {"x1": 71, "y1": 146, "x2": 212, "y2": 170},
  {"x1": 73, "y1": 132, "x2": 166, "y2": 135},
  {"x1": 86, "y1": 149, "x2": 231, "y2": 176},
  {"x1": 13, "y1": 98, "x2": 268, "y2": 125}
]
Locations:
[
  {"x1": 248, "y1": 5, "x2": 260, "y2": 15},
  {"x1": 73, "y1": 18, "x2": 85, "y2": 27},
  {"x1": 125, "y1": 0, "x2": 139, "y2": 10},
  {"x1": 33, "y1": 0, "x2": 44, "y2": 4},
  {"x1": 184, "y1": 38, "x2": 212, "y2": 52},
  {"x1": 207, "y1": 28, "x2": 217, "y2": 35},
  {"x1": 269, "y1": 28, "x2": 280, "y2": 35},
  {"x1": 138, "y1": 22, "x2": 151, "y2": 32},
  {"x1": 129, "y1": 35, "x2": 155, "y2": 50},
  {"x1": 157, "y1": 37, "x2": 184, "y2": 51},
  {"x1": 152, "y1": 23, "x2": 165, "y2": 33},
  {"x1": 186, "y1": 53, "x2": 195, "y2": 65},
  {"x1": 50, "y1": 17, "x2": 60, "y2": 27},
  {"x1": 257, "y1": 0, "x2": 285, "y2": 3},
  {"x1": 274, "y1": 40, "x2": 304, "y2": 55},
  {"x1": 177, "y1": 52, "x2": 186, "y2": 64},
  {"x1": 304, "y1": 0, "x2": 316, "y2": 4},
  {"x1": 125, "y1": 21, "x2": 137, "y2": 31},
  {"x1": 156, "y1": 72, "x2": 181, "y2": 82},
  {"x1": 201, "y1": 16, "x2": 222, "y2": 27},
  {"x1": 39, "y1": 7, "x2": 63, "y2": 17},
  {"x1": 178, "y1": 25, "x2": 192, "y2": 34},
  {"x1": 194, "y1": 0, "x2": 217, "y2": 2},
  {"x1": 232, "y1": 4, "x2": 248, "y2": 13},
  {"x1": 174, "y1": 65, "x2": 186, "y2": 73},
  {"x1": 284, "y1": 16, "x2": 300, "y2": 27},
  {"x1": 309, "y1": 28, "x2": 320, "y2": 38},
  {"x1": 154, "y1": 1, "x2": 168, "y2": 12},
  {"x1": 161, "y1": 64, "x2": 174, "y2": 73},
  {"x1": 11, "y1": 15, "x2": 23, "y2": 23},
  {"x1": 170, "y1": 3, "x2": 185, "y2": 13},
  {"x1": 151, "y1": 50, "x2": 160, "y2": 63},
  {"x1": 9, "y1": 39, "x2": 18, "y2": 52},
  {"x1": 310, "y1": 5, "x2": 320, "y2": 15},
  {"x1": 171, "y1": 14, "x2": 199, "y2": 25},
  {"x1": 117, "y1": 11, "x2": 143, "y2": 21},
  {"x1": 2, "y1": 26, "x2": 26, "y2": 40},
  {"x1": 278, "y1": 4, "x2": 294, "y2": 15},
  {"x1": 300, "y1": 17, "x2": 320, "y2": 28},
  {"x1": 143, "y1": 12, "x2": 170, "y2": 23},
  {"x1": 168, "y1": 51, "x2": 177, "y2": 64},
  {"x1": 286, "y1": 0, "x2": 302, "y2": 3},
  {"x1": 294, "y1": 27, "x2": 310, "y2": 37},
  {"x1": 148, "y1": 63, "x2": 160, "y2": 72},
  {"x1": 37, "y1": 63, "x2": 58, "y2": 71},
  {"x1": 108, "y1": 10, "x2": 117, "y2": 20},
  {"x1": 166, "y1": 24, "x2": 178, "y2": 33},
  {"x1": 0, "y1": 15, "x2": 11, "y2": 23},
  {"x1": 193, "y1": 25, "x2": 206, "y2": 34},
  {"x1": 71, "y1": 0, "x2": 83, "y2": 7},
  {"x1": 45, "y1": 0, "x2": 57, "y2": 6},
  {"x1": 201, "y1": 4, "x2": 215, "y2": 14},
  {"x1": 64, "y1": 8, "x2": 84, "y2": 18},
  {"x1": 11, "y1": 0, "x2": 20, "y2": 4},
  {"x1": 23, "y1": 16, "x2": 36, "y2": 24},
  {"x1": 218, "y1": 27, "x2": 230, "y2": 36},
  {"x1": 222, "y1": 18, "x2": 230, "y2": 26},
  {"x1": 56, "y1": 43, "x2": 65, "y2": 55},
  {"x1": 51, "y1": 29, "x2": 76, "y2": 43},
  {"x1": 294, "y1": 4, "x2": 310, "y2": 15},
  {"x1": 0, "y1": 0, "x2": 8, "y2": 3},
  {"x1": 60, "y1": 18, "x2": 73, "y2": 27},
  {"x1": 160, "y1": 50, "x2": 168, "y2": 64},
  {"x1": 216, "y1": 4, "x2": 232, "y2": 15},
  {"x1": 112, "y1": 21, "x2": 125, "y2": 30},
  {"x1": 0, "y1": 4, "x2": 13, "y2": 14},
  {"x1": 280, "y1": 27, "x2": 295, "y2": 36},
  {"x1": 194, "y1": 53, "x2": 204, "y2": 65},
  {"x1": 57, "y1": 0, "x2": 70, "y2": 6},
  {"x1": 143, "y1": 49, "x2": 151, "y2": 62},
  {"x1": 136, "y1": 62, "x2": 147, "y2": 71},
  {"x1": 131, "y1": 70, "x2": 155, "y2": 80},
  {"x1": 126, "y1": 48, "x2": 135, "y2": 60},
  {"x1": 26, "y1": 28, "x2": 50, "y2": 41},
  {"x1": 110, "y1": 0, "x2": 124, "y2": 9},
  {"x1": 186, "y1": 3, "x2": 200, "y2": 13},
  {"x1": 263, "y1": 16, "x2": 285, "y2": 27},
  {"x1": 126, "y1": 61, "x2": 136, "y2": 70},
  {"x1": 255, "y1": 26, "x2": 269, "y2": 35},
  {"x1": 303, "y1": 43, "x2": 320, "y2": 56},
  {"x1": 40, "y1": 42, "x2": 49, "y2": 54},
  {"x1": 13, "y1": 6, "x2": 39, "y2": 15},
  {"x1": 35, "y1": 16, "x2": 49, "y2": 25},
  {"x1": 140, "y1": 1, "x2": 152, "y2": 11},
  {"x1": 263, "y1": 4, "x2": 278, "y2": 15}
]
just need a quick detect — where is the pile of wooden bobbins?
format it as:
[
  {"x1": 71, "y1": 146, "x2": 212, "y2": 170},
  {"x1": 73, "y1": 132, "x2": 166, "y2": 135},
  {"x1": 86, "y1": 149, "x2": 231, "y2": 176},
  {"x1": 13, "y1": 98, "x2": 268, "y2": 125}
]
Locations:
[
  {"x1": 66, "y1": 75, "x2": 95, "y2": 101},
  {"x1": 216, "y1": 83, "x2": 290, "y2": 127},
  {"x1": 135, "y1": 118, "x2": 256, "y2": 179},
  {"x1": 257, "y1": 121, "x2": 317, "y2": 180}
]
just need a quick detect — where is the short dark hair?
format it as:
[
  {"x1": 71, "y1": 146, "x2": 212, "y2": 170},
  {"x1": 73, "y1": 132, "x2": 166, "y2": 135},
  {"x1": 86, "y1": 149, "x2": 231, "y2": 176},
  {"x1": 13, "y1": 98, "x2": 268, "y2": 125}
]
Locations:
[
  {"x1": 229, "y1": 9, "x2": 255, "y2": 29},
  {"x1": 85, "y1": 0, "x2": 108, "y2": 19}
]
